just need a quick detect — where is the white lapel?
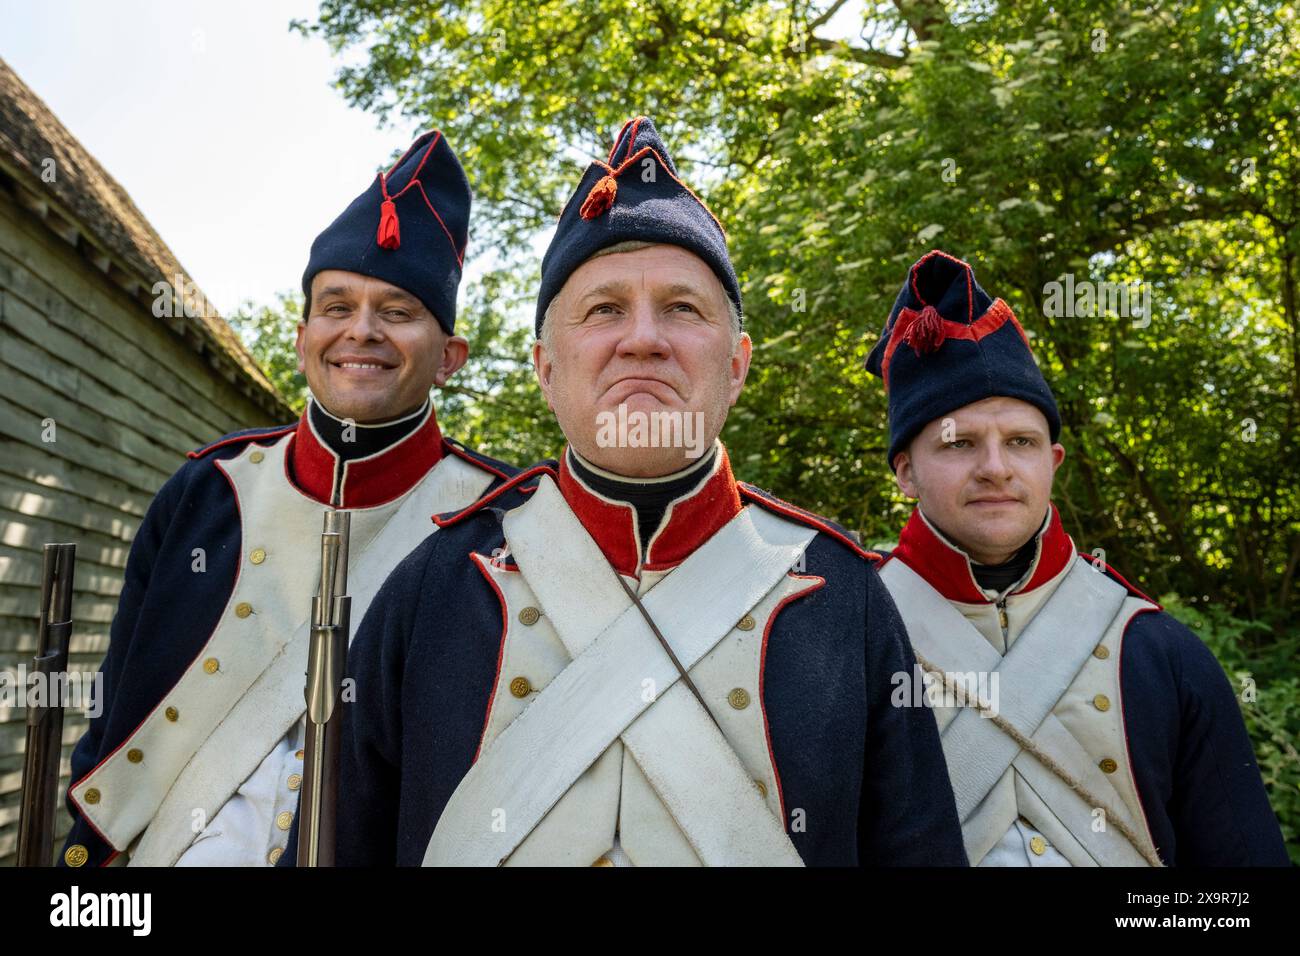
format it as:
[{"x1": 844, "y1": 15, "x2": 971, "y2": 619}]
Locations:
[
  {"x1": 423, "y1": 475, "x2": 812, "y2": 867},
  {"x1": 126, "y1": 448, "x2": 493, "y2": 866},
  {"x1": 879, "y1": 555, "x2": 1152, "y2": 866}
]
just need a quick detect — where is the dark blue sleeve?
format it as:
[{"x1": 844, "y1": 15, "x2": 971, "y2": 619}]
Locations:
[
  {"x1": 58, "y1": 461, "x2": 189, "y2": 865},
  {"x1": 858, "y1": 566, "x2": 969, "y2": 866},
  {"x1": 1123, "y1": 610, "x2": 1290, "y2": 866}
]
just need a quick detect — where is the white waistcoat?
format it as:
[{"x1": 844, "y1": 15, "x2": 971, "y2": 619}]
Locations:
[
  {"x1": 435, "y1": 476, "x2": 817, "y2": 866},
  {"x1": 880, "y1": 554, "x2": 1163, "y2": 867}
]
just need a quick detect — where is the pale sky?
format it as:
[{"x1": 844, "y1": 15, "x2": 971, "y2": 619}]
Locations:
[
  {"x1": 1, "y1": 0, "x2": 422, "y2": 317},
  {"x1": 2, "y1": 0, "x2": 870, "y2": 320}
]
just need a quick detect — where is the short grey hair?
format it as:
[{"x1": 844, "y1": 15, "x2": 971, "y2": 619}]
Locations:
[{"x1": 538, "y1": 240, "x2": 742, "y2": 352}]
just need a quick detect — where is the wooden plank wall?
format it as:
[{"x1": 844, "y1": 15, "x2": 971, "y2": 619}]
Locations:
[{"x1": 0, "y1": 186, "x2": 283, "y2": 865}]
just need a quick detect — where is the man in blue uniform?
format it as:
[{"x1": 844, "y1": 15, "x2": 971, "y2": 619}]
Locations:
[
  {"x1": 864, "y1": 249, "x2": 1290, "y2": 866},
  {"x1": 58, "y1": 129, "x2": 517, "y2": 868},
  {"x1": 286, "y1": 116, "x2": 967, "y2": 866}
]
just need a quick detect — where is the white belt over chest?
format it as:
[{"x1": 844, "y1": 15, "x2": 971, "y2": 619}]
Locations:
[
  {"x1": 67, "y1": 435, "x2": 493, "y2": 866},
  {"x1": 424, "y1": 475, "x2": 818, "y2": 867},
  {"x1": 879, "y1": 556, "x2": 1161, "y2": 867}
]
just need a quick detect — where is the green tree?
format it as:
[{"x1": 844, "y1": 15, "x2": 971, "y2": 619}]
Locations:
[
  {"x1": 227, "y1": 292, "x2": 309, "y2": 413},
  {"x1": 283, "y1": 0, "x2": 1299, "y2": 621}
]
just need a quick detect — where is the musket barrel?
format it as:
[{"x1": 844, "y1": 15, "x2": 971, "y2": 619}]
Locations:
[
  {"x1": 17, "y1": 543, "x2": 77, "y2": 867},
  {"x1": 299, "y1": 512, "x2": 351, "y2": 867}
]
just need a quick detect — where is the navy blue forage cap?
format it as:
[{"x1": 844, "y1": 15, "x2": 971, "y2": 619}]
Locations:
[
  {"x1": 302, "y1": 130, "x2": 470, "y2": 334},
  {"x1": 864, "y1": 250, "x2": 1061, "y2": 470},
  {"x1": 535, "y1": 115, "x2": 742, "y2": 335}
]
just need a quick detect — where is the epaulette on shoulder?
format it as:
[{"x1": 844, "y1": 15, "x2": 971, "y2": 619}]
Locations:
[
  {"x1": 1078, "y1": 550, "x2": 1160, "y2": 607},
  {"x1": 441, "y1": 437, "x2": 520, "y2": 484},
  {"x1": 186, "y1": 423, "x2": 297, "y2": 460},
  {"x1": 738, "y1": 483, "x2": 882, "y2": 564},
  {"x1": 432, "y1": 462, "x2": 556, "y2": 529}
]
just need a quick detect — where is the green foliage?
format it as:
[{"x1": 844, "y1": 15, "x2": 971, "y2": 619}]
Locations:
[
  {"x1": 227, "y1": 292, "x2": 309, "y2": 414},
  {"x1": 1163, "y1": 594, "x2": 1300, "y2": 863},
  {"x1": 280, "y1": 0, "x2": 1300, "y2": 621},
  {"x1": 435, "y1": 266, "x2": 566, "y2": 464}
]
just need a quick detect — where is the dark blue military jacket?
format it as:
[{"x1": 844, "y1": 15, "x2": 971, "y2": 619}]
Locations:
[
  {"x1": 60, "y1": 408, "x2": 516, "y2": 868},
  {"x1": 884, "y1": 505, "x2": 1290, "y2": 866},
  {"x1": 285, "y1": 449, "x2": 968, "y2": 866}
]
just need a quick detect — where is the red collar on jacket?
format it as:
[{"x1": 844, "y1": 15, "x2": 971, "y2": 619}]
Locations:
[
  {"x1": 556, "y1": 443, "x2": 743, "y2": 577},
  {"x1": 289, "y1": 401, "x2": 444, "y2": 508},
  {"x1": 892, "y1": 503, "x2": 1075, "y2": 603}
]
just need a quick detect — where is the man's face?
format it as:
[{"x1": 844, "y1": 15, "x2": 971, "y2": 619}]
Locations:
[
  {"x1": 296, "y1": 270, "x2": 468, "y2": 423},
  {"x1": 533, "y1": 244, "x2": 751, "y2": 477},
  {"x1": 894, "y1": 396, "x2": 1065, "y2": 565}
]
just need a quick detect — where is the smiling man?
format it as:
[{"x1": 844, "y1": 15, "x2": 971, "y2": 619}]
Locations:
[
  {"x1": 865, "y1": 250, "x2": 1288, "y2": 866},
  {"x1": 282, "y1": 115, "x2": 966, "y2": 867},
  {"x1": 58, "y1": 130, "x2": 517, "y2": 868}
]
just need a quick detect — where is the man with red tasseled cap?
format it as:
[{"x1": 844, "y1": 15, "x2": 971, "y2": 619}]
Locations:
[
  {"x1": 56, "y1": 130, "x2": 519, "y2": 868},
  {"x1": 281, "y1": 116, "x2": 967, "y2": 867},
  {"x1": 864, "y1": 249, "x2": 1289, "y2": 866}
]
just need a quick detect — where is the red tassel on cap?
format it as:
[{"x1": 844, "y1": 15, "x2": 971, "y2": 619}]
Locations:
[
  {"x1": 377, "y1": 198, "x2": 401, "y2": 249},
  {"x1": 906, "y1": 305, "x2": 945, "y2": 355},
  {"x1": 580, "y1": 175, "x2": 618, "y2": 220}
]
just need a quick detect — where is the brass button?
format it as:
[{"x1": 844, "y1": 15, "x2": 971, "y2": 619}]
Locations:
[
  {"x1": 736, "y1": 614, "x2": 756, "y2": 632},
  {"x1": 204, "y1": 657, "x2": 219, "y2": 674},
  {"x1": 84, "y1": 788, "x2": 101, "y2": 805},
  {"x1": 268, "y1": 847, "x2": 284, "y2": 865},
  {"x1": 288, "y1": 773, "x2": 302, "y2": 791},
  {"x1": 64, "y1": 844, "x2": 89, "y2": 867},
  {"x1": 276, "y1": 811, "x2": 294, "y2": 831},
  {"x1": 509, "y1": 676, "x2": 532, "y2": 698},
  {"x1": 518, "y1": 606, "x2": 541, "y2": 626},
  {"x1": 165, "y1": 706, "x2": 179, "y2": 722},
  {"x1": 249, "y1": 450, "x2": 265, "y2": 464},
  {"x1": 127, "y1": 748, "x2": 143, "y2": 764},
  {"x1": 1099, "y1": 758, "x2": 1119, "y2": 774},
  {"x1": 591, "y1": 856, "x2": 615, "y2": 867},
  {"x1": 249, "y1": 548, "x2": 266, "y2": 565},
  {"x1": 235, "y1": 602, "x2": 253, "y2": 618},
  {"x1": 1029, "y1": 835, "x2": 1047, "y2": 856},
  {"x1": 1093, "y1": 694, "x2": 1111, "y2": 712},
  {"x1": 1093, "y1": 644, "x2": 1110, "y2": 660},
  {"x1": 755, "y1": 780, "x2": 768, "y2": 798},
  {"x1": 295, "y1": 749, "x2": 304, "y2": 760},
  {"x1": 727, "y1": 688, "x2": 751, "y2": 710}
]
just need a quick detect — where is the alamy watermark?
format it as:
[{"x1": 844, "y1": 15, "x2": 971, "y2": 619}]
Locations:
[
  {"x1": 1042, "y1": 273, "x2": 1151, "y2": 328},
  {"x1": 891, "y1": 663, "x2": 1000, "y2": 717},
  {"x1": 0, "y1": 665, "x2": 102, "y2": 718},
  {"x1": 595, "y1": 403, "x2": 708, "y2": 459}
]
